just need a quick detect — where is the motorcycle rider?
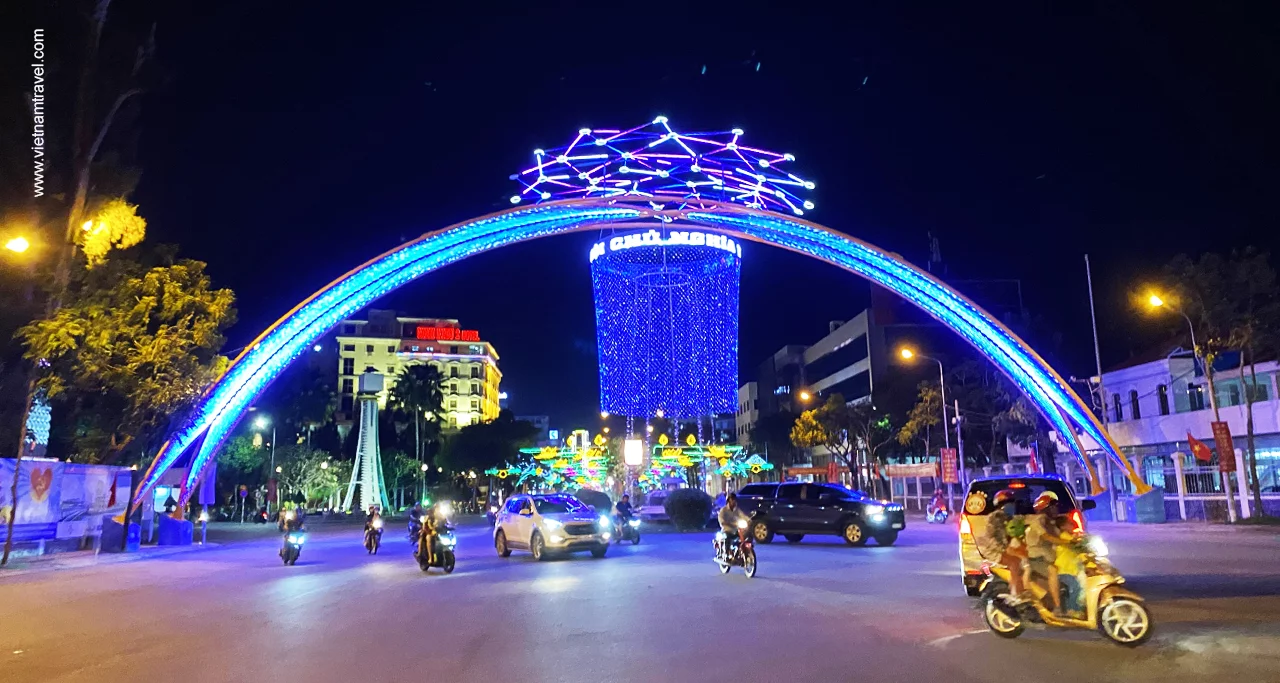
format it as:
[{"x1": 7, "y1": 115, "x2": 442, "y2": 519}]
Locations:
[
  {"x1": 927, "y1": 488, "x2": 948, "y2": 518},
  {"x1": 1025, "y1": 491, "x2": 1065, "y2": 614},
  {"x1": 615, "y1": 494, "x2": 635, "y2": 522},
  {"x1": 280, "y1": 506, "x2": 305, "y2": 556},
  {"x1": 976, "y1": 488, "x2": 1026, "y2": 600},
  {"x1": 364, "y1": 507, "x2": 383, "y2": 545},
  {"x1": 716, "y1": 492, "x2": 750, "y2": 559},
  {"x1": 419, "y1": 501, "x2": 451, "y2": 565}
]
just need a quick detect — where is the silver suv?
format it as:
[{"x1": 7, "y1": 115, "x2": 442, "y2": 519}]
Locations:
[{"x1": 494, "y1": 493, "x2": 612, "y2": 561}]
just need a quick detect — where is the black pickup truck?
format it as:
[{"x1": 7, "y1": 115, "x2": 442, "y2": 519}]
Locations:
[{"x1": 735, "y1": 482, "x2": 905, "y2": 546}]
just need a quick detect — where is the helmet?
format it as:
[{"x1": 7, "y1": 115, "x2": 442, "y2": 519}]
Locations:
[
  {"x1": 992, "y1": 489, "x2": 1018, "y2": 507},
  {"x1": 726, "y1": 492, "x2": 738, "y2": 503},
  {"x1": 1033, "y1": 491, "x2": 1059, "y2": 511}
]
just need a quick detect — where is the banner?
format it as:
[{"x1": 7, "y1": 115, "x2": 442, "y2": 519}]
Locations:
[
  {"x1": 1211, "y1": 421, "x2": 1236, "y2": 473},
  {"x1": 940, "y1": 448, "x2": 958, "y2": 484},
  {"x1": 1187, "y1": 432, "x2": 1214, "y2": 462},
  {"x1": 885, "y1": 462, "x2": 939, "y2": 478},
  {"x1": 0, "y1": 460, "x2": 127, "y2": 544}
]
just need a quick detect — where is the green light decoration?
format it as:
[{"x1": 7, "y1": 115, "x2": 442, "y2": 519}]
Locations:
[
  {"x1": 484, "y1": 445, "x2": 611, "y2": 492},
  {"x1": 635, "y1": 441, "x2": 773, "y2": 491}
]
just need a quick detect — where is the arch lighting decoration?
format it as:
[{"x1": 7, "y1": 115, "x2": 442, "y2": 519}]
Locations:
[{"x1": 138, "y1": 122, "x2": 1148, "y2": 509}]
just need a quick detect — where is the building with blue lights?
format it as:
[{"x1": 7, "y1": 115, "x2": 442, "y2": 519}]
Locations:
[{"x1": 590, "y1": 229, "x2": 741, "y2": 420}]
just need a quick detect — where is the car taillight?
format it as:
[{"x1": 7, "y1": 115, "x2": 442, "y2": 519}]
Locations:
[
  {"x1": 959, "y1": 514, "x2": 971, "y2": 536},
  {"x1": 1069, "y1": 510, "x2": 1084, "y2": 533}
]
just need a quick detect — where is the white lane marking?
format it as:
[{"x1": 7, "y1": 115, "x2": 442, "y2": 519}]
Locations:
[{"x1": 927, "y1": 630, "x2": 986, "y2": 648}]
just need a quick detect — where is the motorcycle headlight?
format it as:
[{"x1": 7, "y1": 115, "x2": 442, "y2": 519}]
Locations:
[
  {"x1": 441, "y1": 535, "x2": 457, "y2": 547},
  {"x1": 628, "y1": 519, "x2": 640, "y2": 528},
  {"x1": 1087, "y1": 536, "x2": 1110, "y2": 558},
  {"x1": 373, "y1": 519, "x2": 383, "y2": 529},
  {"x1": 736, "y1": 520, "x2": 748, "y2": 530},
  {"x1": 489, "y1": 506, "x2": 498, "y2": 514},
  {"x1": 438, "y1": 502, "x2": 452, "y2": 517},
  {"x1": 288, "y1": 534, "x2": 305, "y2": 544},
  {"x1": 420, "y1": 515, "x2": 428, "y2": 524}
]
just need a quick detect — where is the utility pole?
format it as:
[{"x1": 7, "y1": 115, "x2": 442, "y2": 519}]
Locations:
[{"x1": 953, "y1": 400, "x2": 966, "y2": 492}]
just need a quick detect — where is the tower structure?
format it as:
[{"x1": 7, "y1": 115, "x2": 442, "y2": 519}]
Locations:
[{"x1": 342, "y1": 372, "x2": 392, "y2": 513}]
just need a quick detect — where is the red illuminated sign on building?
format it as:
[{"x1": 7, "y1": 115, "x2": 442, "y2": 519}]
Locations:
[{"x1": 415, "y1": 326, "x2": 480, "y2": 342}]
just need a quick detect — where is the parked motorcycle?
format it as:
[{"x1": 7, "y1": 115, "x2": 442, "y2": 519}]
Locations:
[
  {"x1": 365, "y1": 518, "x2": 383, "y2": 554},
  {"x1": 979, "y1": 536, "x2": 1152, "y2": 646},
  {"x1": 613, "y1": 514, "x2": 641, "y2": 545},
  {"x1": 713, "y1": 519, "x2": 757, "y2": 578}
]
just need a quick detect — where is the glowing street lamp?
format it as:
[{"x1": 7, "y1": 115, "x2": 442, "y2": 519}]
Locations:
[
  {"x1": 600, "y1": 411, "x2": 609, "y2": 419},
  {"x1": 254, "y1": 414, "x2": 278, "y2": 514},
  {"x1": 798, "y1": 390, "x2": 813, "y2": 403},
  {"x1": 4, "y1": 236, "x2": 30, "y2": 254},
  {"x1": 897, "y1": 346, "x2": 950, "y2": 451}
]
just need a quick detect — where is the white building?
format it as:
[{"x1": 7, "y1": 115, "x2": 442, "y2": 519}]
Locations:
[
  {"x1": 1098, "y1": 350, "x2": 1280, "y2": 518},
  {"x1": 335, "y1": 310, "x2": 501, "y2": 431},
  {"x1": 734, "y1": 382, "x2": 759, "y2": 445},
  {"x1": 802, "y1": 312, "x2": 875, "y2": 403}
]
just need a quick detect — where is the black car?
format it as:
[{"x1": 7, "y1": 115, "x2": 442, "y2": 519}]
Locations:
[{"x1": 735, "y1": 482, "x2": 905, "y2": 546}]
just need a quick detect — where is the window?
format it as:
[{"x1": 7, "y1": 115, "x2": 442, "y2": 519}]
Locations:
[
  {"x1": 1112, "y1": 394, "x2": 1123, "y2": 422},
  {"x1": 387, "y1": 366, "x2": 395, "y2": 375},
  {"x1": 340, "y1": 395, "x2": 353, "y2": 413},
  {"x1": 342, "y1": 358, "x2": 355, "y2": 375},
  {"x1": 1247, "y1": 376, "x2": 1271, "y2": 402},
  {"x1": 1225, "y1": 382, "x2": 1242, "y2": 407},
  {"x1": 342, "y1": 344, "x2": 355, "y2": 352},
  {"x1": 450, "y1": 345, "x2": 459, "y2": 354},
  {"x1": 777, "y1": 483, "x2": 803, "y2": 500},
  {"x1": 1129, "y1": 390, "x2": 1141, "y2": 420},
  {"x1": 503, "y1": 497, "x2": 524, "y2": 514},
  {"x1": 341, "y1": 379, "x2": 354, "y2": 393},
  {"x1": 410, "y1": 345, "x2": 420, "y2": 352},
  {"x1": 470, "y1": 365, "x2": 481, "y2": 378},
  {"x1": 449, "y1": 400, "x2": 457, "y2": 410},
  {"x1": 1187, "y1": 383, "x2": 1206, "y2": 411},
  {"x1": 1157, "y1": 384, "x2": 1170, "y2": 415},
  {"x1": 343, "y1": 325, "x2": 356, "y2": 335},
  {"x1": 470, "y1": 399, "x2": 479, "y2": 411},
  {"x1": 365, "y1": 344, "x2": 374, "y2": 354},
  {"x1": 471, "y1": 382, "x2": 479, "y2": 395},
  {"x1": 450, "y1": 366, "x2": 459, "y2": 378},
  {"x1": 387, "y1": 346, "x2": 396, "y2": 354}
]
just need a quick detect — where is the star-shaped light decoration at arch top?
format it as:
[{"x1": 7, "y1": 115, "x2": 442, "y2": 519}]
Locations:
[{"x1": 510, "y1": 117, "x2": 816, "y2": 216}]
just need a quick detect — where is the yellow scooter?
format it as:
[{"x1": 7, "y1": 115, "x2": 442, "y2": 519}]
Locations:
[{"x1": 979, "y1": 538, "x2": 1153, "y2": 647}]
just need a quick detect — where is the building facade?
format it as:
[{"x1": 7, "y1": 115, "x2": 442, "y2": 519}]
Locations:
[
  {"x1": 335, "y1": 310, "x2": 501, "y2": 430},
  {"x1": 802, "y1": 312, "x2": 876, "y2": 404},
  {"x1": 735, "y1": 382, "x2": 759, "y2": 445},
  {"x1": 1098, "y1": 351, "x2": 1280, "y2": 518}
]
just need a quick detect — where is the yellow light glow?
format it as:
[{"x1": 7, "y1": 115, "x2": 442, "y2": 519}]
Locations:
[
  {"x1": 899, "y1": 347, "x2": 915, "y2": 360},
  {"x1": 4, "y1": 237, "x2": 29, "y2": 253},
  {"x1": 798, "y1": 390, "x2": 812, "y2": 401},
  {"x1": 1148, "y1": 294, "x2": 1165, "y2": 308}
]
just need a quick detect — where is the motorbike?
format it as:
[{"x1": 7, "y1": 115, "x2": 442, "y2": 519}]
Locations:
[
  {"x1": 364, "y1": 518, "x2": 383, "y2": 554},
  {"x1": 415, "y1": 518, "x2": 457, "y2": 574},
  {"x1": 979, "y1": 536, "x2": 1152, "y2": 646},
  {"x1": 613, "y1": 514, "x2": 641, "y2": 545},
  {"x1": 408, "y1": 515, "x2": 423, "y2": 544},
  {"x1": 925, "y1": 503, "x2": 950, "y2": 524},
  {"x1": 279, "y1": 512, "x2": 305, "y2": 566},
  {"x1": 713, "y1": 518, "x2": 757, "y2": 578}
]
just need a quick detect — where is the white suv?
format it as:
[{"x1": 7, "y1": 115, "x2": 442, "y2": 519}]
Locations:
[{"x1": 494, "y1": 493, "x2": 612, "y2": 561}]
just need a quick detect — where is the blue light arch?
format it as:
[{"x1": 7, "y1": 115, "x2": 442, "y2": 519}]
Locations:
[{"x1": 139, "y1": 198, "x2": 1147, "y2": 508}]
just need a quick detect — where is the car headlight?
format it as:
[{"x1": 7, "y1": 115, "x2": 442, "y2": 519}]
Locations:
[
  {"x1": 549, "y1": 534, "x2": 565, "y2": 543},
  {"x1": 544, "y1": 519, "x2": 563, "y2": 530},
  {"x1": 1087, "y1": 536, "x2": 1109, "y2": 558},
  {"x1": 602, "y1": 532, "x2": 612, "y2": 540},
  {"x1": 489, "y1": 506, "x2": 498, "y2": 514},
  {"x1": 628, "y1": 519, "x2": 640, "y2": 528},
  {"x1": 599, "y1": 515, "x2": 612, "y2": 527}
]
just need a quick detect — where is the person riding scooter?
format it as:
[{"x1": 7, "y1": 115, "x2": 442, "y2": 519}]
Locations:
[
  {"x1": 418, "y1": 501, "x2": 452, "y2": 565},
  {"x1": 975, "y1": 488, "x2": 1026, "y2": 599},
  {"x1": 615, "y1": 494, "x2": 635, "y2": 522},
  {"x1": 716, "y1": 493, "x2": 750, "y2": 558},
  {"x1": 927, "y1": 488, "x2": 948, "y2": 520}
]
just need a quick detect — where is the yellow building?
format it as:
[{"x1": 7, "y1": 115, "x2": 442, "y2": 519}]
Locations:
[{"x1": 335, "y1": 309, "x2": 501, "y2": 430}]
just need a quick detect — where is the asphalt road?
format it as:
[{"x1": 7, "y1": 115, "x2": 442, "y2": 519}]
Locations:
[{"x1": 2, "y1": 519, "x2": 1279, "y2": 683}]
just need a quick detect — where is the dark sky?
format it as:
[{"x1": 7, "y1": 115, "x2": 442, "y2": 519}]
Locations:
[{"x1": 121, "y1": 2, "x2": 1279, "y2": 429}]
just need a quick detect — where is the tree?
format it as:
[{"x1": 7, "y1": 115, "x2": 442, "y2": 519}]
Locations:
[
  {"x1": 791, "y1": 394, "x2": 894, "y2": 492},
  {"x1": 898, "y1": 381, "x2": 942, "y2": 458},
  {"x1": 274, "y1": 445, "x2": 338, "y2": 504},
  {"x1": 388, "y1": 364, "x2": 445, "y2": 465},
  {"x1": 437, "y1": 411, "x2": 539, "y2": 475},
  {"x1": 17, "y1": 256, "x2": 236, "y2": 463}
]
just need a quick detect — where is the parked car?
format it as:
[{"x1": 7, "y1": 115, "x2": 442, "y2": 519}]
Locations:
[
  {"x1": 734, "y1": 482, "x2": 905, "y2": 546},
  {"x1": 956, "y1": 474, "x2": 1094, "y2": 596},
  {"x1": 493, "y1": 493, "x2": 611, "y2": 561},
  {"x1": 637, "y1": 489, "x2": 673, "y2": 522}
]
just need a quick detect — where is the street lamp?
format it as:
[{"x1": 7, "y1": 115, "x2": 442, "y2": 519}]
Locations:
[
  {"x1": 254, "y1": 415, "x2": 278, "y2": 515},
  {"x1": 600, "y1": 411, "x2": 609, "y2": 419},
  {"x1": 1147, "y1": 291, "x2": 1236, "y2": 520},
  {"x1": 897, "y1": 346, "x2": 950, "y2": 451},
  {"x1": 4, "y1": 236, "x2": 30, "y2": 253},
  {"x1": 798, "y1": 390, "x2": 813, "y2": 403}
]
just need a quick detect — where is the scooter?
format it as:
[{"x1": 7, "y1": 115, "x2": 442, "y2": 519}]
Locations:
[
  {"x1": 279, "y1": 512, "x2": 305, "y2": 565},
  {"x1": 613, "y1": 514, "x2": 641, "y2": 545},
  {"x1": 979, "y1": 537, "x2": 1152, "y2": 646},
  {"x1": 926, "y1": 504, "x2": 950, "y2": 524},
  {"x1": 365, "y1": 518, "x2": 383, "y2": 554},
  {"x1": 415, "y1": 520, "x2": 457, "y2": 574},
  {"x1": 713, "y1": 519, "x2": 757, "y2": 578}
]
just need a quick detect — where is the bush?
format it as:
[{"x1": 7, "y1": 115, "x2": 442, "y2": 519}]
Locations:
[
  {"x1": 574, "y1": 488, "x2": 613, "y2": 513},
  {"x1": 663, "y1": 488, "x2": 713, "y2": 531}
]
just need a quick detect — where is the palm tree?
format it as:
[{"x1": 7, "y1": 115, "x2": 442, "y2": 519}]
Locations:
[{"x1": 388, "y1": 365, "x2": 446, "y2": 466}]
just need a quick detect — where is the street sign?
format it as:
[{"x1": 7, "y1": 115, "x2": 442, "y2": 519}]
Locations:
[
  {"x1": 239, "y1": 485, "x2": 248, "y2": 498},
  {"x1": 940, "y1": 448, "x2": 958, "y2": 484},
  {"x1": 1211, "y1": 421, "x2": 1236, "y2": 473},
  {"x1": 826, "y1": 461, "x2": 837, "y2": 481},
  {"x1": 885, "y1": 462, "x2": 939, "y2": 478}
]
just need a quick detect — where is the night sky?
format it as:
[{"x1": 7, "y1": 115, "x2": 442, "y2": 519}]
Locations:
[{"x1": 115, "y1": 2, "x2": 1280, "y2": 429}]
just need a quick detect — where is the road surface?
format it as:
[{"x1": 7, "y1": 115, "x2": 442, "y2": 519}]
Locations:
[{"x1": 2, "y1": 519, "x2": 1278, "y2": 682}]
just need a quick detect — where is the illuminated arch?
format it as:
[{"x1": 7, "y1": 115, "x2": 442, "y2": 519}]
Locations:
[{"x1": 139, "y1": 199, "x2": 1147, "y2": 508}]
